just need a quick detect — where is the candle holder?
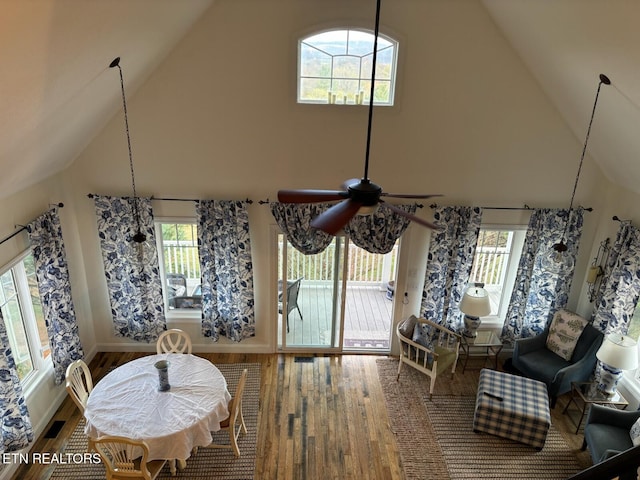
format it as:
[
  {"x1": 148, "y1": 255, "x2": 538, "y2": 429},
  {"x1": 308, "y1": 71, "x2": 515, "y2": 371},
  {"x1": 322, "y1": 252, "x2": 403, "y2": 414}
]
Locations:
[{"x1": 154, "y1": 360, "x2": 171, "y2": 392}]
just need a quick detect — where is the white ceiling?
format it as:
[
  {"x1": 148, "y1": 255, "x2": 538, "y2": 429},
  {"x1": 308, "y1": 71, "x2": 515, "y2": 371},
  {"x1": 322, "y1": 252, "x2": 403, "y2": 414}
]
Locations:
[{"x1": 2, "y1": 0, "x2": 640, "y2": 200}]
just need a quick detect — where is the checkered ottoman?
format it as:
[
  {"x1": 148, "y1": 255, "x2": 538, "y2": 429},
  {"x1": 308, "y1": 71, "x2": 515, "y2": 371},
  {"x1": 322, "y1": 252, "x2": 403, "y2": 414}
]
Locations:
[{"x1": 473, "y1": 368, "x2": 551, "y2": 450}]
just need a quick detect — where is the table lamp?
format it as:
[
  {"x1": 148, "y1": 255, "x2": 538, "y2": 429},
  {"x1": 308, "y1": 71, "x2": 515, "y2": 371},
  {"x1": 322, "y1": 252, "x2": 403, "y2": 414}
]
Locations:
[
  {"x1": 459, "y1": 283, "x2": 491, "y2": 338},
  {"x1": 596, "y1": 333, "x2": 638, "y2": 397}
]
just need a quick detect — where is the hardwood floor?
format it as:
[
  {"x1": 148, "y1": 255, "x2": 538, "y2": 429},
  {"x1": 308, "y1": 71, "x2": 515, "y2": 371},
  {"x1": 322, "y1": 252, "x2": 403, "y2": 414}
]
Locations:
[
  {"x1": 13, "y1": 352, "x2": 402, "y2": 480},
  {"x1": 14, "y1": 352, "x2": 591, "y2": 480}
]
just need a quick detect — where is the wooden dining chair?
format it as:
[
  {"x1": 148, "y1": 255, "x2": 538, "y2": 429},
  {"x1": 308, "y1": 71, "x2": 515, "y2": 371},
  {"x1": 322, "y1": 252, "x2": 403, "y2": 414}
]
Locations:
[
  {"x1": 156, "y1": 329, "x2": 192, "y2": 354},
  {"x1": 205, "y1": 368, "x2": 248, "y2": 457},
  {"x1": 65, "y1": 359, "x2": 93, "y2": 413},
  {"x1": 94, "y1": 435, "x2": 166, "y2": 480}
]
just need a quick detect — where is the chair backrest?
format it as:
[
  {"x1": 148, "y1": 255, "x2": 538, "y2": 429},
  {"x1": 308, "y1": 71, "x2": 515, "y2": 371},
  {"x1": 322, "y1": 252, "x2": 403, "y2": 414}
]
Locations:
[
  {"x1": 286, "y1": 278, "x2": 302, "y2": 314},
  {"x1": 94, "y1": 436, "x2": 154, "y2": 480},
  {"x1": 572, "y1": 324, "x2": 604, "y2": 362},
  {"x1": 156, "y1": 329, "x2": 193, "y2": 354},
  {"x1": 227, "y1": 369, "x2": 248, "y2": 426},
  {"x1": 65, "y1": 359, "x2": 93, "y2": 412}
]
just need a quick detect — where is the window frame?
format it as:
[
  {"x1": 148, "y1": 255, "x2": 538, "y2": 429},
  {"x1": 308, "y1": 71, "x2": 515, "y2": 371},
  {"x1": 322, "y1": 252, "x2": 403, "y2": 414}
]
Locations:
[
  {"x1": 154, "y1": 218, "x2": 202, "y2": 320},
  {"x1": 0, "y1": 249, "x2": 53, "y2": 391},
  {"x1": 468, "y1": 225, "x2": 527, "y2": 327},
  {"x1": 297, "y1": 27, "x2": 399, "y2": 106}
]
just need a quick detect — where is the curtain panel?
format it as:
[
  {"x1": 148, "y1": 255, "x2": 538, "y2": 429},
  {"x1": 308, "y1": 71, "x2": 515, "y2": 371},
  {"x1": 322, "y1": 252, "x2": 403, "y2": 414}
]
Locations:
[
  {"x1": 197, "y1": 200, "x2": 255, "y2": 342},
  {"x1": 421, "y1": 206, "x2": 483, "y2": 331},
  {"x1": 26, "y1": 208, "x2": 84, "y2": 384},
  {"x1": 593, "y1": 222, "x2": 640, "y2": 334},
  {"x1": 270, "y1": 203, "x2": 334, "y2": 254},
  {"x1": 93, "y1": 195, "x2": 166, "y2": 342},
  {"x1": 271, "y1": 202, "x2": 418, "y2": 255},
  {"x1": 501, "y1": 208, "x2": 584, "y2": 344},
  {"x1": 0, "y1": 310, "x2": 34, "y2": 453}
]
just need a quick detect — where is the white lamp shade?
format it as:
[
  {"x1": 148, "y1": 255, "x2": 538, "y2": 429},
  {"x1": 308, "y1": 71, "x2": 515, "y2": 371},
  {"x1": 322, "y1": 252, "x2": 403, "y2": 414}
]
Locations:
[
  {"x1": 596, "y1": 334, "x2": 639, "y2": 370},
  {"x1": 459, "y1": 286, "x2": 491, "y2": 318}
]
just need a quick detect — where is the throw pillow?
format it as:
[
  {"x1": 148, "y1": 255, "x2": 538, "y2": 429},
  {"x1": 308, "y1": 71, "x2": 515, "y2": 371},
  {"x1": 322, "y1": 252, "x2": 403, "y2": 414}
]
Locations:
[
  {"x1": 631, "y1": 417, "x2": 640, "y2": 447},
  {"x1": 545, "y1": 309, "x2": 589, "y2": 361},
  {"x1": 412, "y1": 322, "x2": 434, "y2": 350},
  {"x1": 398, "y1": 315, "x2": 418, "y2": 339}
]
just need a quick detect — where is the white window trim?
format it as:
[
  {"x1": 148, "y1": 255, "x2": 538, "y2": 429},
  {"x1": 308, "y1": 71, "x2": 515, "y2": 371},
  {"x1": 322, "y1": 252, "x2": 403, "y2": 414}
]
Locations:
[
  {"x1": 0, "y1": 249, "x2": 53, "y2": 394},
  {"x1": 475, "y1": 224, "x2": 527, "y2": 328},
  {"x1": 154, "y1": 217, "x2": 202, "y2": 322}
]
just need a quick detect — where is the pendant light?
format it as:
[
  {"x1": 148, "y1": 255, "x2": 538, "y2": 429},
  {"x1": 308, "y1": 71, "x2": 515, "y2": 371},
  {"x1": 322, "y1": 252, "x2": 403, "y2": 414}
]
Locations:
[
  {"x1": 542, "y1": 73, "x2": 610, "y2": 274},
  {"x1": 109, "y1": 57, "x2": 147, "y2": 245}
]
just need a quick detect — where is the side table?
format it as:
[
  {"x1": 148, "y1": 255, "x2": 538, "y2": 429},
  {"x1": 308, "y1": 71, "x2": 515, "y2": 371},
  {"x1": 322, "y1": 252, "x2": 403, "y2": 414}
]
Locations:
[
  {"x1": 562, "y1": 381, "x2": 629, "y2": 434},
  {"x1": 460, "y1": 330, "x2": 503, "y2": 373}
]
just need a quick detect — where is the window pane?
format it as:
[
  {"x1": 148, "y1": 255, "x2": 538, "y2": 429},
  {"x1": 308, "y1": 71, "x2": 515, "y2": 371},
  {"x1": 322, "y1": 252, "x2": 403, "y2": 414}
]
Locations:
[
  {"x1": 23, "y1": 254, "x2": 50, "y2": 359},
  {"x1": 470, "y1": 230, "x2": 514, "y2": 316},
  {"x1": 300, "y1": 78, "x2": 332, "y2": 102},
  {"x1": 0, "y1": 270, "x2": 33, "y2": 380},
  {"x1": 160, "y1": 223, "x2": 201, "y2": 310},
  {"x1": 300, "y1": 44, "x2": 332, "y2": 77},
  {"x1": 299, "y1": 29, "x2": 397, "y2": 105}
]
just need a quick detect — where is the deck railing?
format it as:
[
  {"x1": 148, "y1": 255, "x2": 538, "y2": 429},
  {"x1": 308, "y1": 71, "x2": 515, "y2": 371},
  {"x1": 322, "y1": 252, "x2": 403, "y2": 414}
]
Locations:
[
  {"x1": 469, "y1": 246, "x2": 510, "y2": 288},
  {"x1": 281, "y1": 241, "x2": 397, "y2": 286}
]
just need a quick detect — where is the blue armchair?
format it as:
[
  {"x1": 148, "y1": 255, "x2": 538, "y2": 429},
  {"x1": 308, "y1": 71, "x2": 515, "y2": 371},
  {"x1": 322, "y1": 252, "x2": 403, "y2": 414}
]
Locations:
[
  {"x1": 582, "y1": 403, "x2": 640, "y2": 463},
  {"x1": 512, "y1": 322, "x2": 603, "y2": 408}
]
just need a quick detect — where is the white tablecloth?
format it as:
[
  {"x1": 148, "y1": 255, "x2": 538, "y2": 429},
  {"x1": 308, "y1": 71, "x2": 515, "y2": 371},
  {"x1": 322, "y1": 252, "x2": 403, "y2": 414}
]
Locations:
[{"x1": 84, "y1": 353, "x2": 231, "y2": 461}]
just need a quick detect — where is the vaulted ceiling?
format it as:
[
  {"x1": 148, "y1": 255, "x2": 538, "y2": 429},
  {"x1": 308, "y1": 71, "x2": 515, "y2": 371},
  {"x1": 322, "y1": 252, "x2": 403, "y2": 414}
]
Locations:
[{"x1": 2, "y1": 0, "x2": 639, "y2": 200}]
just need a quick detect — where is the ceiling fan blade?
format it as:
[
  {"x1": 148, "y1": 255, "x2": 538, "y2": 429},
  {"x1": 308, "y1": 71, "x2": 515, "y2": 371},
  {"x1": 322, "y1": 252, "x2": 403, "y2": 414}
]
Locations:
[
  {"x1": 310, "y1": 199, "x2": 363, "y2": 235},
  {"x1": 277, "y1": 189, "x2": 348, "y2": 203},
  {"x1": 380, "y1": 200, "x2": 439, "y2": 230},
  {"x1": 380, "y1": 192, "x2": 443, "y2": 200}
]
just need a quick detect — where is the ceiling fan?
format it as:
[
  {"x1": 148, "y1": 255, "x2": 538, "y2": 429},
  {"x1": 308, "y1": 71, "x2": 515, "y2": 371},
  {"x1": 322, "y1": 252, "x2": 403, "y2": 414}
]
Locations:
[{"x1": 277, "y1": 0, "x2": 441, "y2": 235}]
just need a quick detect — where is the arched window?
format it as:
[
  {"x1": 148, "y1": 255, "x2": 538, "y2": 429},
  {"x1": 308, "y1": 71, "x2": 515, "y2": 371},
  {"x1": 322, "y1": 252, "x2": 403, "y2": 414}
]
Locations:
[{"x1": 298, "y1": 28, "x2": 398, "y2": 106}]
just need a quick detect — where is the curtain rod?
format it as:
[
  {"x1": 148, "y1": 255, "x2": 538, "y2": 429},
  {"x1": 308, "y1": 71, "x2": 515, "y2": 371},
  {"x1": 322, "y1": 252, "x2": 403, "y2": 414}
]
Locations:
[
  {"x1": 429, "y1": 203, "x2": 593, "y2": 212},
  {"x1": 0, "y1": 203, "x2": 64, "y2": 247},
  {"x1": 87, "y1": 194, "x2": 253, "y2": 204}
]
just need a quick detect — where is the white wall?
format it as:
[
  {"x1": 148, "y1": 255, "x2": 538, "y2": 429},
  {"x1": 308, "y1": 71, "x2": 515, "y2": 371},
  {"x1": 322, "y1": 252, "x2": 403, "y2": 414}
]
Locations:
[{"x1": 0, "y1": 0, "x2": 632, "y2": 469}]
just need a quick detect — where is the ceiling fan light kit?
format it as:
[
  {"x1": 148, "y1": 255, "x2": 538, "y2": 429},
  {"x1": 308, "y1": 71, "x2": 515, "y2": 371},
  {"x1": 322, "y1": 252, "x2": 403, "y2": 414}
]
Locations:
[
  {"x1": 277, "y1": 0, "x2": 440, "y2": 235},
  {"x1": 542, "y1": 73, "x2": 610, "y2": 274}
]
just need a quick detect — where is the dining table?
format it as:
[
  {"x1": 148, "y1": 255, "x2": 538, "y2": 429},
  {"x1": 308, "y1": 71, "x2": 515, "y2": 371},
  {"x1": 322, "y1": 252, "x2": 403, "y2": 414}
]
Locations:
[{"x1": 84, "y1": 353, "x2": 231, "y2": 475}]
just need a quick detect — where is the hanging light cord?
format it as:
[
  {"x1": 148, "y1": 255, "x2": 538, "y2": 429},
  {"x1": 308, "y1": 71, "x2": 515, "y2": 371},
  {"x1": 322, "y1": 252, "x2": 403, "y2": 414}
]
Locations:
[
  {"x1": 556, "y1": 73, "x2": 610, "y2": 249},
  {"x1": 110, "y1": 57, "x2": 145, "y2": 242}
]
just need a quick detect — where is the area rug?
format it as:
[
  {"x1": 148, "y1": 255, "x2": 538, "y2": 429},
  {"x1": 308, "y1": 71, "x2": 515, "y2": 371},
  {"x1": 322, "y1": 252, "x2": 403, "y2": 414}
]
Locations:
[
  {"x1": 377, "y1": 358, "x2": 585, "y2": 480},
  {"x1": 425, "y1": 395, "x2": 582, "y2": 479},
  {"x1": 49, "y1": 362, "x2": 260, "y2": 480}
]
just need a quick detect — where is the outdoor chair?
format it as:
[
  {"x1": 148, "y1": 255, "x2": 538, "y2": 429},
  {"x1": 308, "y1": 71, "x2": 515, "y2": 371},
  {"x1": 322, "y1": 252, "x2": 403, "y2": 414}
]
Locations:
[{"x1": 279, "y1": 278, "x2": 303, "y2": 333}]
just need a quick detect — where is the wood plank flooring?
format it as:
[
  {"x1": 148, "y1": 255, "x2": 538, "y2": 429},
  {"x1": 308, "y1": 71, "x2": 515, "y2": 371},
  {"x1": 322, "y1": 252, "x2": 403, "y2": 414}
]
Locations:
[{"x1": 13, "y1": 352, "x2": 590, "y2": 480}]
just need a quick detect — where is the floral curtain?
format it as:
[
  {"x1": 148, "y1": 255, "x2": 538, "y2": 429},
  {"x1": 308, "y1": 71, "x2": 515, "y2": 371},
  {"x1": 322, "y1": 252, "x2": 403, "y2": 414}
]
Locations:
[
  {"x1": 344, "y1": 204, "x2": 417, "y2": 254},
  {"x1": 271, "y1": 202, "x2": 417, "y2": 255},
  {"x1": 421, "y1": 206, "x2": 483, "y2": 331},
  {"x1": 197, "y1": 200, "x2": 255, "y2": 342},
  {"x1": 93, "y1": 195, "x2": 165, "y2": 342},
  {"x1": 501, "y1": 208, "x2": 584, "y2": 344},
  {"x1": 592, "y1": 222, "x2": 640, "y2": 335},
  {"x1": 0, "y1": 310, "x2": 34, "y2": 453},
  {"x1": 26, "y1": 208, "x2": 84, "y2": 385},
  {"x1": 270, "y1": 203, "x2": 334, "y2": 254}
]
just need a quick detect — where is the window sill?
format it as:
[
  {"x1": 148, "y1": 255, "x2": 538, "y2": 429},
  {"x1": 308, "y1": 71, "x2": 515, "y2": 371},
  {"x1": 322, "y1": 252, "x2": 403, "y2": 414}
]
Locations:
[
  {"x1": 166, "y1": 310, "x2": 202, "y2": 322},
  {"x1": 23, "y1": 362, "x2": 54, "y2": 400}
]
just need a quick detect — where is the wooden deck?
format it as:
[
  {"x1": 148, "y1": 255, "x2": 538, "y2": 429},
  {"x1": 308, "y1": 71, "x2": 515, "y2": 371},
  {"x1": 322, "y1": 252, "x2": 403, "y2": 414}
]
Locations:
[{"x1": 282, "y1": 282, "x2": 393, "y2": 351}]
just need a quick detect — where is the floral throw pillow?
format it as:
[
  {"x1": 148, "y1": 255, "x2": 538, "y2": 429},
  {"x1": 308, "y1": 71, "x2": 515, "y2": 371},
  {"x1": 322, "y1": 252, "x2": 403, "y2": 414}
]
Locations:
[{"x1": 545, "y1": 309, "x2": 589, "y2": 361}]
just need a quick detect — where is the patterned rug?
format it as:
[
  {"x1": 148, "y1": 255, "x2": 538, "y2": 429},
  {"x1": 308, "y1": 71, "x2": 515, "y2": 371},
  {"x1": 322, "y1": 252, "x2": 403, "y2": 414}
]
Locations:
[
  {"x1": 425, "y1": 395, "x2": 583, "y2": 479},
  {"x1": 49, "y1": 362, "x2": 260, "y2": 480},
  {"x1": 376, "y1": 358, "x2": 585, "y2": 480}
]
